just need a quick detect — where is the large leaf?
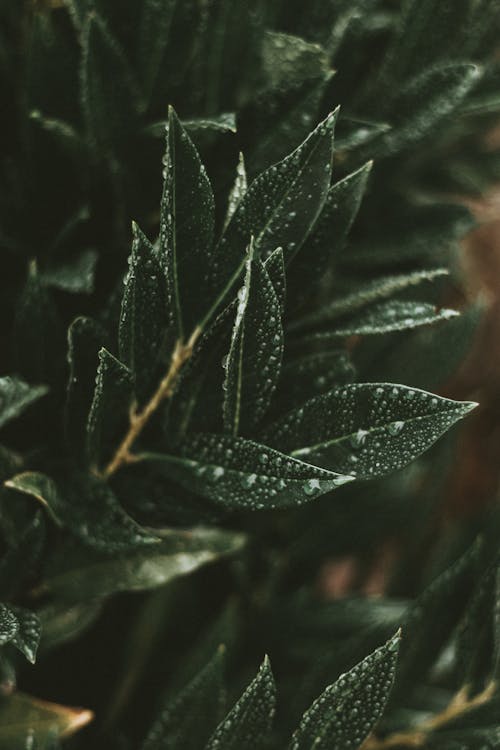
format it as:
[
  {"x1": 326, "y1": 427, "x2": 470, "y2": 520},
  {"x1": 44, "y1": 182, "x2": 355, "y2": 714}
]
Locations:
[
  {"x1": 42, "y1": 527, "x2": 245, "y2": 602},
  {"x1": 160, "y1": 106, "x2": 215, "y2": 337},
  {"x1": 141, "y1": 433, "x2": 354, "y2": 510},
  {"x1": 0, "y1": 603, "x2": 40, "y2": 664},
  {"x1": 0, "y1": 692, "x2": 93, "y2": 748},
  {"x1": 119, "y1": 222, "x2": 168, "y2": 402},
  {"x1": 223, "y1": 252, "x2": 283, "y2": 435},
  {"x1": 0, "y1": 377, "x2": 47, "y2": 431},
  {"x1": 142, "y1": 647, "x2": 226, "y2": 750},
  {"x1": 289, "y1": 632, "x2": 400, "y2": 750},
  {"x1": 205, "y1": 656, "x2": 275, "y2": 750},
  {"x1": 211, "y1": 110, "x2": 338, "y2": 307},
  {"x1": 263, "y1": 384, "x2": 476, "y2": 479},
  {"x1": 5, "y1": 471, "x2": 158, "y2": 552}
]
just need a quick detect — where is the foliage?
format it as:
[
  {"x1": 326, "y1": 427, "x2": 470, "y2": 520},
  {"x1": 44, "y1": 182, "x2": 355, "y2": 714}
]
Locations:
[{"x1": 0, "y1": 0, "x2": 499, "y2": 748}]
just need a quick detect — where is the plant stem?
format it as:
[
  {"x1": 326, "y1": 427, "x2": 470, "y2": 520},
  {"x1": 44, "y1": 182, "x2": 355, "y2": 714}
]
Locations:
[
  {"x1": 100, "y1": 327, "x2": 201, "y2": 479},
  {"x1": 362, "y1": 681, "x2": 496, "y2": 749}
]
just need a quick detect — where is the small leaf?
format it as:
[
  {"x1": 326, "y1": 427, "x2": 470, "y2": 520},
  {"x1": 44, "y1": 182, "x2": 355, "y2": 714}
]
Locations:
[
  {"x1": 223, "y1": 251, "x2": 283, "y2": 435},
  {"x1": 224, "y1": 152, "x2": 247, "y2": 232},
  {"x1": 141, "y1": 433, "x2": 354, "y2": 510},
  {"x1": 289, "y1": 632, "x2": 400, "y2": 750},
  {"x1": 86, "y1": 348, "x2": 133, "y2": 469},
  {"x1": 81, "y1": 13, "x2": 141, "y2": 153},
  {"x1": 142, "y1": 647, "x2": 226, "y2": 750},
  {"x1": 42, "y1": 250, "x2": 97, "y2": 294},
  {"x1": 205, "y1": 656, "x2": 275, "y2": 750},
  {"x1": 160, "y1": 106, "x2": 216, "y2": 337},
  {"x1": 261, "y1": 31, "x2": 330, "y2": 92},
  {"x1": 183, "y1": 113, "x2": 237, "y2": 134},
  {"x1": 5, "y1": 471, "x2": 158, "y2": 552},
  {"x1": 42, "y1": 527, "x2": 246, "y2": 602},
  {"x1": 0, "y1": 603, "x2": 41, "y2": 664},
  {"x1": 288, "y1": 161, "x2": 372, "y2": 303},
  {"x1": 263, "y1": 384, "x2": 476, "y2": 479},
  {"x1": 0, "y1": 691, "x2": 93, "y2": 746},
  {"x1": 290, "y1": 268, "x2": 449, "y2": 331},
  {"x1": 212, "y1": 110, "x2": 338, "y2": 308},
  {"x1": 0, "y1": 377, "x2": 47, "y2": 431},
  {"x1": 310, "y1": 300, "x2": 459, "y2": 338},
  {"x1": 119, "y1": 222, "x2": 168, "y2": 402}
]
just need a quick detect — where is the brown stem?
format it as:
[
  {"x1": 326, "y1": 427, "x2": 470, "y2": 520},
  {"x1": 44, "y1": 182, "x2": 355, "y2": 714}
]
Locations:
[
  {"x1": 100, "y1": 327, "x2": 201, "y2": 479},
  {"x1": 362, "y1": 681, "x2": 496, "y2": 749}
]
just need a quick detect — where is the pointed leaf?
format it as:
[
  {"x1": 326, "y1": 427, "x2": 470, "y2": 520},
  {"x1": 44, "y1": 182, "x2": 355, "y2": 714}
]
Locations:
[
  {"x1": 0, "y1": 377, "x2": 47, "y2": 431},
  {"x1": 289, "y1": 632, "x2": 400, "y2": 750},
  {"x1": 142, "y1": 648, "x2": 226, "y2": 750},
  {"x1": 119, "y1": 222, "x2": 168, "y2": 402},
  {"x1": 141, "y1": 434, "x2": 354, "y2": 510},
  {"x1": 223, "y1": 253, "x2": 283, "y2": 435},
  {"x1": 224, "y1": 152, "x2": 247, "y2": 232},
  {"x1": 5, "y1": 471, "x2": 158, "y2": 552},
  {"x1": 160, "y1": 106, "x2": 216, "y2": 337},
  {"x1": 0, "y1": 603, "x2": 40, "y2": 664},
  {"x1": 86, "y1": 348, "x2": 133, "y2": 469},
  {"x1": 42, "y1": 527, "x2": 246, "y2": 602},
  {"x1": 205, "y1": 656, "x2": 275, "y2": 750},
  {"x1": 264, "y1": 384, "x2": 476, "y2": 479}
]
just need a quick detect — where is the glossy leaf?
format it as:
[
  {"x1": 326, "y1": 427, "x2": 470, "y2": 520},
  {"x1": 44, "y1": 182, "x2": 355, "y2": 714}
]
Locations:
[
  {"x1": 224, "y1": 152, "x2": 247, "y2": 231},
  {"x1": 205, "y1": 656, "x2": 275, "y2": 750},
  {"x1": 289, "y1": 632, "x2": 400, "y2": 750},
  {"x1": 160, "y1": 106, "x2": 215, "y2": 337},
  {"x1": 264, "y1": 384, "x2": 476, "y2": 479},
  {"x1": 264, "y1": 246, "x2": 286, "y2": 315},
  {"x1": 223, "y1": 252, "x2": 283, "y2": 435},
  {"x1": 141, "y1": 433, "x2": 354, "y2": 510},
  {"x1": 0, "y1": 377, "x2": 47, "y2": 431},
  {"x1": 5, "y1": 471, "x2": 158, "y2": 552},
  {"x1": 119, "y1": 222, "x2": 168, "y2": 402},
  {"x1": 142, "y1": 647, "x2": 225, "y2": 750},
  {"x1": 0, "y1": 603, "x2": 40, "y2": 664},
  {"x1": 42, "y1": 527, "x2": 246, "y2": 602}
]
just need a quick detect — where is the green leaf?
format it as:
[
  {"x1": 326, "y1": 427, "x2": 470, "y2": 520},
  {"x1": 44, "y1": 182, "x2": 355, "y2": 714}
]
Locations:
[
  {"x1": 212, "y1": 110, "x2": 338, "y2": 307},
  {"x1": 373, "y1": 63, "x2": 481, "y2": 157},
  {"x1": 5, "y1": 471, "x2": 158, "y2": 552},
  {"x1": 308, "y1": 300, "x2": 459, "y2": 338},
  {"x1": 261, "y1": 31, "x2": 330, "y2": 92},
  {"x1": 0, "y1": 692, "x2": 93, "y2": 748},
  {"x1": 0, "y1": 513, "x2": 45, "y2": 600},
  {"x1": 141, "y1": 433, "x2": 354, "y2": 510},
  {"x1": 0, "y1": 603, "x2": 40, "y2": 664},
  {"x1": 263, "y1": 384, "x2": 476, "y2": 479},
  {"x1": 275, "y1": 351, "x2": 355, "y2": 413},
  {"x1": 290, "y1": 268, "x2": 449, "y2": 330},
  {"x1": 86, "y1": 348, "x2": 133, "y2": 469},
  {"x1": 223, "y1": 251, "x2": 283, "y2": 435},
  {"x1": 142, "y1": 647, "x2": 226, "y2": 750},
  {"x1": 264, "y1": 246, "x2": 286, "y2": 315},
  {"x1": 289, "y1": 632, "x2": 400, "y2": 750},
  {"x1": 119, "y1": 222, "x2": 168, "y2": 402},
  {"x1": 205, "y1": 656, "x2": 275, "y2": 750},
  {"x1": 183, "y1": 113, "x2": 237, "y2": 134},
  {"x1": 138, "y1": 0, "x2": 177, "y2": 104},
  {"x1": 224, "y1": 152, "x2": 247, "y2": 232},
  {"x1": 81, "y1": 13, "x2": 141, "y2": 153},
  {"x1": 42, "y1": 527, "x2": 246, "y2": 602},
  {"x1": 42, "y1": 250, "x2": 97, "y2": 295},
  {"x1": 160, "y1": 106, "x2": 216, "y2": 337},
  {"x1": 0, "y1": 377, "x2": 47, "y2": 431},
  {"x1": 288, "y1": 161, "x2": 372, "y2": 303}
]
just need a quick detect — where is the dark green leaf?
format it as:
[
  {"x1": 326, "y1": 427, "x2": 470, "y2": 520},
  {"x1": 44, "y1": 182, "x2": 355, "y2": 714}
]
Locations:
[
  {"x1": 264, "y1": 384, "x2": 476, "y2": 479},
  {"x1": 119, "y1": 222, "x2": 168, "y2": 402},
  {"x1": 138, "y1": 0, "x2": 177, "y2": 103},
  {"x1": 264, "y1": 246, "x2": 286, "y2": 315},
  {"x1": 223, "y1": 251, "x2": 283, "y2": 435},
  {"x1": 42, "y1": 250, "x2": 97, "y2": 295},
  {"x1": 224, "y1": 152, "x2": 247, "y2": 231},
  {"x1": 5, "y1": 471, "x2": 158, "y2": 552},
  {"x1": 0, "y1": 603, "x2": 40, "y2": 664},
  {"x1": 289, "y1": 632, "x2": 400, "y2": 750},
  {"x1": 141, "y1": 433, "x2": 354, "y2": 510},
  {"x1": 0, "y1": 377, "x2": 47, "y2": 431},
  {"x1": 205, "y1": 656, "x2": 275, "y2": 750}
]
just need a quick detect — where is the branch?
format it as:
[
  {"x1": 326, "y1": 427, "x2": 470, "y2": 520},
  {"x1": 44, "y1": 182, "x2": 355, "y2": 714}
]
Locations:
[
  {"x1": 362, "y1": 681, "x2": 496, "y2": 749},
  {"x1": 100, "y1": 327, "x2": 201, "y2": 479}
]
